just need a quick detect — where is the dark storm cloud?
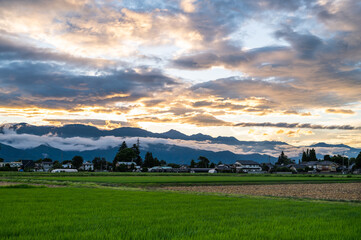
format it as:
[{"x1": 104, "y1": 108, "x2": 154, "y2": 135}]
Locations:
[
  {"x1": 274, "y1": 28, "x2": 323, "y2": 60},
  {"x1": 0, "y1": 62, "x2": 179, "y2": 108},
  {"x1": 172, "y1": 46, "x2": 289, "y2": 69}
]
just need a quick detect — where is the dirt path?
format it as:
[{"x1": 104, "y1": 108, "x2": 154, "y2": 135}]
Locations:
[{"x1": 162, "y1": 183, "x2": 361, "y2": 201}]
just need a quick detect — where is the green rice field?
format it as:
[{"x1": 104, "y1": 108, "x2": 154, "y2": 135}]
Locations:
[
  {"x1": 1, "y1": 173, "x2": 360, "y2": 239},
  {"x1": 1, "y1": 172, "x2": 360, "y2": 187},
  {"x1": 1, "y1": 186, "x2": 361, "y2": 240}
]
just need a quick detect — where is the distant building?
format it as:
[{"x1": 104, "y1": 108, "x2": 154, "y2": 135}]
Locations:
[
  {"x1": 215, "y1": 164, "x2": 233, "y2": 173},
  {"x1": 234, "y1": 160, "x2": 262, "y2": 173},
  {"x1": 80, "y1": 162, "x2": 94, "y2": 171},
  {"x1": 34, "y1": 161, "x2": 53, "y2": 172},
  {"x1": 51, "y1": 169, "x2": 78, "y2": 173},
  {"x1": 42, "y1": 162, "x2": 53, "y2": 172},
  {"x1": 9, "y1": 162, "x2": 22, "y2": 168},
  {"x1": 190, "y1": 168, "x2": 213, "y2": 173},
  {"x1": 116, "y1": 162, "x2": 137, "y2": 169},
  {"x1": 148, "y1": 166, "x2": 172, "y2": 172},
  {"x1": 304, "y1": 161, "x2": 338, "y2": 172},
  {"x1": 62, "y1": 163, "x2": 73, "y2": 169}
]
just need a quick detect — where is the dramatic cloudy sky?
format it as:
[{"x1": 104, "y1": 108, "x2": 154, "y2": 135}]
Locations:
[{"x1": 0, "y1": 0, "x2": 360, "y2": 147}]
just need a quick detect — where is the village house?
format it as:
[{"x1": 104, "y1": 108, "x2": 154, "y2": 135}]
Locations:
[
  {"x1": 305, "y1": 161, "x2": 338, "y2": 172},
  {"x1": 148, "y1": 166, "x2": 172, "y2": 172},
  {"x1": 34, "y1": 161, "x2": 53, "y2": 172},
  {"x1": 233, "y1": 160, "x2": 262, "y2": 173},
  {"x1": 80, "y1": 161, "x2": 94, "y2": 171},
  {"x1": 62, "y1": 162, "x2": 73, "y2": 169},
  {"x1": 215, "y1": 164, "x2": 233, "y2": 173}
]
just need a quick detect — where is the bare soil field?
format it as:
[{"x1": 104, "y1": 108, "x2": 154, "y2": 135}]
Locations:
[{"x1": 162, "y1": 183, "x2": 361, "y2": 201}]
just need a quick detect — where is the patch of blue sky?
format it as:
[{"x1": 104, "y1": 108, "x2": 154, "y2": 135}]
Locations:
[
  {"x1": 232, "y1": 19, "x2": 288, "y2": 50},
  {"x1": 165, "y1": 67, "x2": 245, "y2": 84}
]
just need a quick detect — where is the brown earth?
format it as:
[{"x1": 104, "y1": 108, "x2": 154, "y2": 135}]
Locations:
[{"x1": 162, "y1": 183, "x2": 361, "y2": 201}]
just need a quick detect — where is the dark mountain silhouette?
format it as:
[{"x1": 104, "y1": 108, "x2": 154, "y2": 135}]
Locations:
[
  {"x1": 0, "y1": 142, "x2": 276, "y2": 164},
  {"x1": 0, "y1": 123, "x2": 359, "y2": 164}
]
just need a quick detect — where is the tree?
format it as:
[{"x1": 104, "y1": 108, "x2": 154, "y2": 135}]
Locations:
[
  {"x1": 210, "y1": 162, "x2": 215, "y2": 168},
  {"x1": 276, "y1": 151, "x2": 293, "y2": 165},
  {"x1": 143, "y1": 152, "x2": 154, "y2": 168},
  {"x1": 167, "y1": 163, "x2": 180, "y2": 168},
  {"x1": 330, "y1": 155, "x2": 346, "y2": 165},
  {"x1": 72, "y1": 156, "x2": 84, "y2": 169},
  {"x1": 119, "y1": 141, "x2": 128, "y2": 151},
  {"x1": 309, "y1": 148, "x2": 317, "y2": 161},
  {"x1": 355, "y1": 152, "x2": 361, "y2": 170},
  {"x1": 160, "y1": 160, "x2": 167, "y2": 166},
  {"x1": 190, "y1": 159, "x2": 196, "y2": 168},
  {"x1": 92, "y1": 157, "x2": 107, "y2": 170},
  {"x1": 113, "y1": 145, "x2": 136, "y2": 169},
  {"x1": 302, "y1": 148, "x2": 317, "y2": 162},
  {"x1": 0, "y1": 158, "x2": 4, "y2": 162},
  {"x1": 324, "y1": 155, "x2": 331, "y2": 161},
  {"x1": 131, "y1": 143, "x2": 142, "y2": 166},
  {"x1": 52, "y1": 161, "x2": 62, "y2": 169},
  {"x1": 302, "y1": 151, "x2": 308, "y2": 162},
  {"x1": 197, "y1": 156, "x2": 210, "y2": 168}
]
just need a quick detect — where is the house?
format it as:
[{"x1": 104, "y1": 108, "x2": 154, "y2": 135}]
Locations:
[
  {"x1": 189, "y1": 168, "x2": 213, "y2": 173},
  {"x1": 304, "y1": 161, "x2": 338, "y2": 172},
  {"x1": 215, "y1": 164, "x2": 233, "y2": 173},
  {"x1": 9, "y1": 162, "x2": 22, "y2": 168},
  {"x1": 234, "y1": 160, "x2": 262, "y2": 173},
  {"x1": 34, "y1": 161, "x2": 53, "y2": 172},
  {"x1": 80, "y1": 162, "x2": 94, "y2": 171},
  {"x1": 116, "y1": 162, "x2": 137, "y2": 169},
  {"x1": 62, "y1": 163, "x2": 73, "y2": 169},
  {"x1": 42, "y1": 162, "x2": 53, "y2": 172},
  {"x1": 208, "y1": 169, "x2": 217, "y2": 173},
  {"x1": 51, "y1": 169, "x2": 78, "y2": 173},
  {"x1": 148, "y1": 166, "x2": 172, "y2": 172},
  {"x1": 288, "y1": 164, "x2": 308, "y2": 173}
]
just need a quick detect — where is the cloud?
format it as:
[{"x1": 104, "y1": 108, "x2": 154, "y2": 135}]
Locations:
[
  {"x1": 0, "y1": 62, "x2": 180, "y2": 109},
  {"x1": 43, "y1": 119, "x2": 137, "y2": 129},
  {"x1": 325, "y1": 109, "x2": 355, "y2": 115},
  {"x1": 234, "y1": 122, "x2": 360, "y2": 130},
  {"x1": 190, "y1": 76, "x2": 361, "y2": 112},
  {"x1": 0, "y1": 126, "x2": 355, "y2": 158}
]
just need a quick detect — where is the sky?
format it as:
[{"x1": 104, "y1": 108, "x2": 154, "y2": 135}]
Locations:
[{"x1": 0, "y1": 0, "x2": 360, "y2": 147}]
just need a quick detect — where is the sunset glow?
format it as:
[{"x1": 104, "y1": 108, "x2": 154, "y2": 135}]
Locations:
[{"x1": 0, "y1": 0, "x2": 360, "y2": 147}]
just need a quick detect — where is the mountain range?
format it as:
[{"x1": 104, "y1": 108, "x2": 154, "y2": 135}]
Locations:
[{"x1": 0, "y1": 123, "x2": 360, "y2": 164}]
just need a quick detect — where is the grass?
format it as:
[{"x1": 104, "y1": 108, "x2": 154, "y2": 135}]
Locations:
[
  {"x1": 2, "y1": 174, "x2": 361, "y2": 187},
  {"x1": 0, "y1": 187, "x2": 360, "y2": 240}
]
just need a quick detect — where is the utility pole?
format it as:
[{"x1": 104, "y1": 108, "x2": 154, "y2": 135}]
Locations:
[{"x1": 342, "y1": 152, "x2": 345, "y2": 174}]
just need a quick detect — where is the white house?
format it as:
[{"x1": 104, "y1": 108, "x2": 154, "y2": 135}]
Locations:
[
  {"x1": 42, "y1": 162, "x2": 53, "y2": 172},
  {"x1": 4, "y1": 162, "x2": 23, "y2": 168},
  {"x1": 51, "y1": 169, "x2": 78, "y2": 173},
  {"x1": 62, "y1": 163, "x2": 73, "y2": 169},
  {"x1": 80, "y1": 161, "x2": 94, "y2": 171},
  {"x1": 234, "y1": 160, "x2": 262, "y2": 173}
]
